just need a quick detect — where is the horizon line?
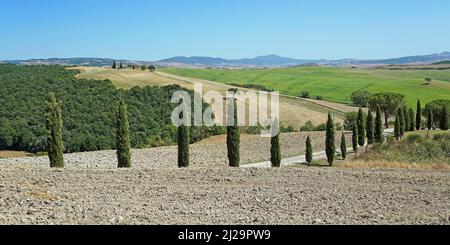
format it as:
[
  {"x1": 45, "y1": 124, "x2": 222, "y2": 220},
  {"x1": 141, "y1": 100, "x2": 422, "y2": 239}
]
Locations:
[{"x1": 1, "y1": 51, "x2": 449, "y2": 63}]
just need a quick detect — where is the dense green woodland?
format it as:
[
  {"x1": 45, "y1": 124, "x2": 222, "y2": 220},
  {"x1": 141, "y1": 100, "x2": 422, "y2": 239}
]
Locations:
[{"x1": 0, "y1": 65, "x2": 221, "y2": 153}]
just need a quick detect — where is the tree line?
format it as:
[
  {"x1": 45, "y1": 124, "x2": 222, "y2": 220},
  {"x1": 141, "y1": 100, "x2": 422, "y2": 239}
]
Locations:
[
  {"x1": 43, "y1": 88, "x2": 449, "y2": 169},
  {"x1": 112, "y1": 61, "x2": 156, "y2": 72}
]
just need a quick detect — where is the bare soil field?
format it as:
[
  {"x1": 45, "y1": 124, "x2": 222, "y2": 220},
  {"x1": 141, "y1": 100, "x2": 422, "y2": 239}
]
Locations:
[
  {"x1": 0, "y1": 166, "x2": 448, "y2": 225},
  {"x1": 1, "y1": 132, "x2": 449, "y2": 225}
]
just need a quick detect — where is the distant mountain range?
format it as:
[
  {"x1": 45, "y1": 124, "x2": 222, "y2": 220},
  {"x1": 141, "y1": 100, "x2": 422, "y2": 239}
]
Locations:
[{"x1": 2, "y1": 52, "x2": 450, "y2": 68}]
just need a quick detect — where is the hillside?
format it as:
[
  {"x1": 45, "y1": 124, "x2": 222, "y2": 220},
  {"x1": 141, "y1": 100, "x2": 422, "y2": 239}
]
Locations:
[
  {"x1": 161, "y1": 66, "x2": 450, "y2": 107},
  {"x1": 0, "y1": 64, "x2": 218, "y2": 153},
  {"x1": 433, "y1": 60, "x2": 450, "y2": 65},
  {"x1": 158, "y1": 52, "x2": 450, "y2": 67},
  {"x1": 2, "y1": 52, "x2": 450, "y2": 68},
  {"x1": 74, "y1": 67, "x2": 363, "y2": 128}
]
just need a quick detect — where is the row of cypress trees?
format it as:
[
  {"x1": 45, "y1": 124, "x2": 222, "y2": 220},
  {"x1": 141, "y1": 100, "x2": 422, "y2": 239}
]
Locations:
[
  {"x1": 304, "y1": 106, "x2": 387, "y2": 166},
  {"x1": 44, "y1": 93, "x2": 381, "y2": 169},
  {"x1": 45, "y1": 93, "x2": 134, "y2": 168},
  {"x1": 46, "y1": 92, "x2": 447, "y2": 169},
  {"x1": 394, "y1": 100, "x2": 448, "y2": 140}
]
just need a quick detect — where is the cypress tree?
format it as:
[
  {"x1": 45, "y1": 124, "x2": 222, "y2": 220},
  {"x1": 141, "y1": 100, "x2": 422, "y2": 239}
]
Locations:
[
  {"x1": 352, "y1": 124, "x2": 358, "y2": 158},
  {"x1": 366, "y1": 108, "x2": 374, "y2": 145},
  {"x1": 394, "y1": 110, "x2": 401, "y2": 140},
  {"x1": 357, "y1": 107, "x2": 366, "y2": 147},
  {"x1": 427, "y1": 108, "x2": 434, "y2": 130},
  {"x1": 116, "y1": 97, "x2": 131, "y2": 168},
  {"x1": 416, "y1": 100, "x2": 422, "y2": 130},
  {"x1": 270, "y1": 131, "x2": 281, "y2": 168},
  {"x1": 325, "y1": 113, "x2": 335, "y2": 166},
  {"x1": 112, "y1": 61, "x2": 117, "y2": 69},
  {"x1": 305, "y1": 135, "x2": 313, "y2": 166},
  {"x1": 399, "y1": 107, "x2": 405, "y2": 137},
  {"x1": 119, "y1": 62, "x2": 123, "y2": 69},
  {"x1": 340, "y1": 132, "x2": 347, "y2": 160},
  {"x1": 408, "y1": 108, "x2": 416, "y2": 131},
  {"x1": 403, "y1": 106, "x2": 410, "y2": 132},
  {"x1": 45, "y1": 93, "x2": 64, "y2": 168},
  {"x1": 178, "y1": 120, "x2": 190, "y2": 168},
  {"x1": 374, "y1": 106, "x2": 384, "y2": 144},
  {"x1": 440, "y1": 106, "x2": 448, "y2": 130},
  {"x1": 227, "y1": 95, "x2": 240, "y2": 167}
]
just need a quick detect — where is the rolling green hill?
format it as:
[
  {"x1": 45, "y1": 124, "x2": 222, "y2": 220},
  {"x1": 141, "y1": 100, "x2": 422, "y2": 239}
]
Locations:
[{"x1": 161, "y1": 66, "x2": 450, "y2": 107}]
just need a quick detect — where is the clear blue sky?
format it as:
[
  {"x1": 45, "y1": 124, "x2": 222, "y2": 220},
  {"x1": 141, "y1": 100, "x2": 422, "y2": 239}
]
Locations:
[{"x1": 1, "y1": 0, "x2": 449, "y2": 60}]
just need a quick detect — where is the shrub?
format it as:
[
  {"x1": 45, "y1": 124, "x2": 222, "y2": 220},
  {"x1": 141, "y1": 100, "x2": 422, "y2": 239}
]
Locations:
[
  {"x1": 344, "y1": 111, "x2": 367, "y2": 131},
  {"x1": 314, "y1": 123, "x2": 327, "y2": 131},
  {"x1": 433, "y1": 132, "x2": 450, "y2": 141},
  {"x1": 300, "y1": 91, "x2": 310, "y2": 98},
  {"x1": 351, "y1": 90, "x2": 371, "y2": 107},
  {"x1": 425, "y1": 99, "x2": 450, "y2": 123},
  {"x1": 300, "y1": 121, "x2": 315, "y2": 132},
  {"x1": 405, "y1": 134, "x2": 424, "y2": 144}
]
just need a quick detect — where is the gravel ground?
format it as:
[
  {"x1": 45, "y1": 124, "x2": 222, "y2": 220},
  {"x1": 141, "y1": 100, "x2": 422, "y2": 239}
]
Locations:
[
  {"x1": 0, "y1": 166, "x2": 448, "y2": 225},
  {"x1": 0, "y1": 132, "x2": 343, "y2": 169},
  {"x1": 0, "y1": 132, "x2": 448, "y2": 225}
]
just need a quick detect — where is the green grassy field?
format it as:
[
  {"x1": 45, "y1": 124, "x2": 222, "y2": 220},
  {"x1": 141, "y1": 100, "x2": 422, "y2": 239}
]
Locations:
[{"x1": 161, "y1": 66, "x2": 450, "y2": 107}]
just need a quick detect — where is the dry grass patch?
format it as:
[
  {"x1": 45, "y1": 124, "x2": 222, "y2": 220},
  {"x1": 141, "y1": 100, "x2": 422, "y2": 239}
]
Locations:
[
  {"x1": 25, "y1": 190, "x2": 60, "y2": 201},
  {"x1": 0, "y1": 151, "x2": 31, "y2": 158},
  {"x1": 339, "y1": 160, "x2": 450, "y2": 170}
]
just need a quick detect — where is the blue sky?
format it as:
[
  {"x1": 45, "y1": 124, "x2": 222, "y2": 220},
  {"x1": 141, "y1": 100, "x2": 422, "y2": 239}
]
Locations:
[{"x1": 0, "y1": 0, "x2": 449, "y2": 60}]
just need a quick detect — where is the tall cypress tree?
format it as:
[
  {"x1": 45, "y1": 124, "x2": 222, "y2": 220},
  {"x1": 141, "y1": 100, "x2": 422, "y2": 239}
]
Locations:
[
  {"x1": 403, "y1": 106, "x2": 410, "y2": 132},
  {"x1": 227, "y1": 94, "x2": 240, "y2": 167},
  {"x1": 408, "y1": 108, "x2": 416, "y2": 131},
  {"x1": 270, "y1": 132, "x2": 281, "y2": 168},
  {"x1": 116, "y1": 97, "x2": 131, "y2": 168},
  {"x1": 325, "y1": 113, "x2": 335, "y2": 166},
  {"x1": 352, "y1": 124, "x2": 358, "y2": 158},
  {"x1": 374, "y1": 106, "x2": 384, "y2": 144},
  {"x1": 178, "y1": 119, "x2": 190, "y2": 168},
  {"x1": 440, "y1": 106, "x2": 448, "y2": 130},
  {"x1": 357, "y1": 107, "x2": 366, "y2": 146},
  {"x1": 45, "y1": 93, "x2": 64, "y2": 168},
  {"x1": 399, "y1": 107, "x2": 405, "y2": 137},
  {"x1": 394, "y1": 110, "x2": 401, "y2": 140},
  {"x1": 119, "y1": 62, "x2": 123, "y2": 69},
  {"x1": 112, "y1": 61, "x2": 117, "y2": 69},
  {"x1": 366, "y1": 108, "x2": 374, "y2": 145},
  {"x1": 340, "y1": 132, "x2": 347, "y2": 160},
  {"x1": 305, "y1": 135, "x2": 313, "y2": 166},
  {"x1": 427, "y1": 108, "x2": 434, "y2": 130},
  {"x1": 416, "y1": 100, "x2": 422, "y2": 130}
]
